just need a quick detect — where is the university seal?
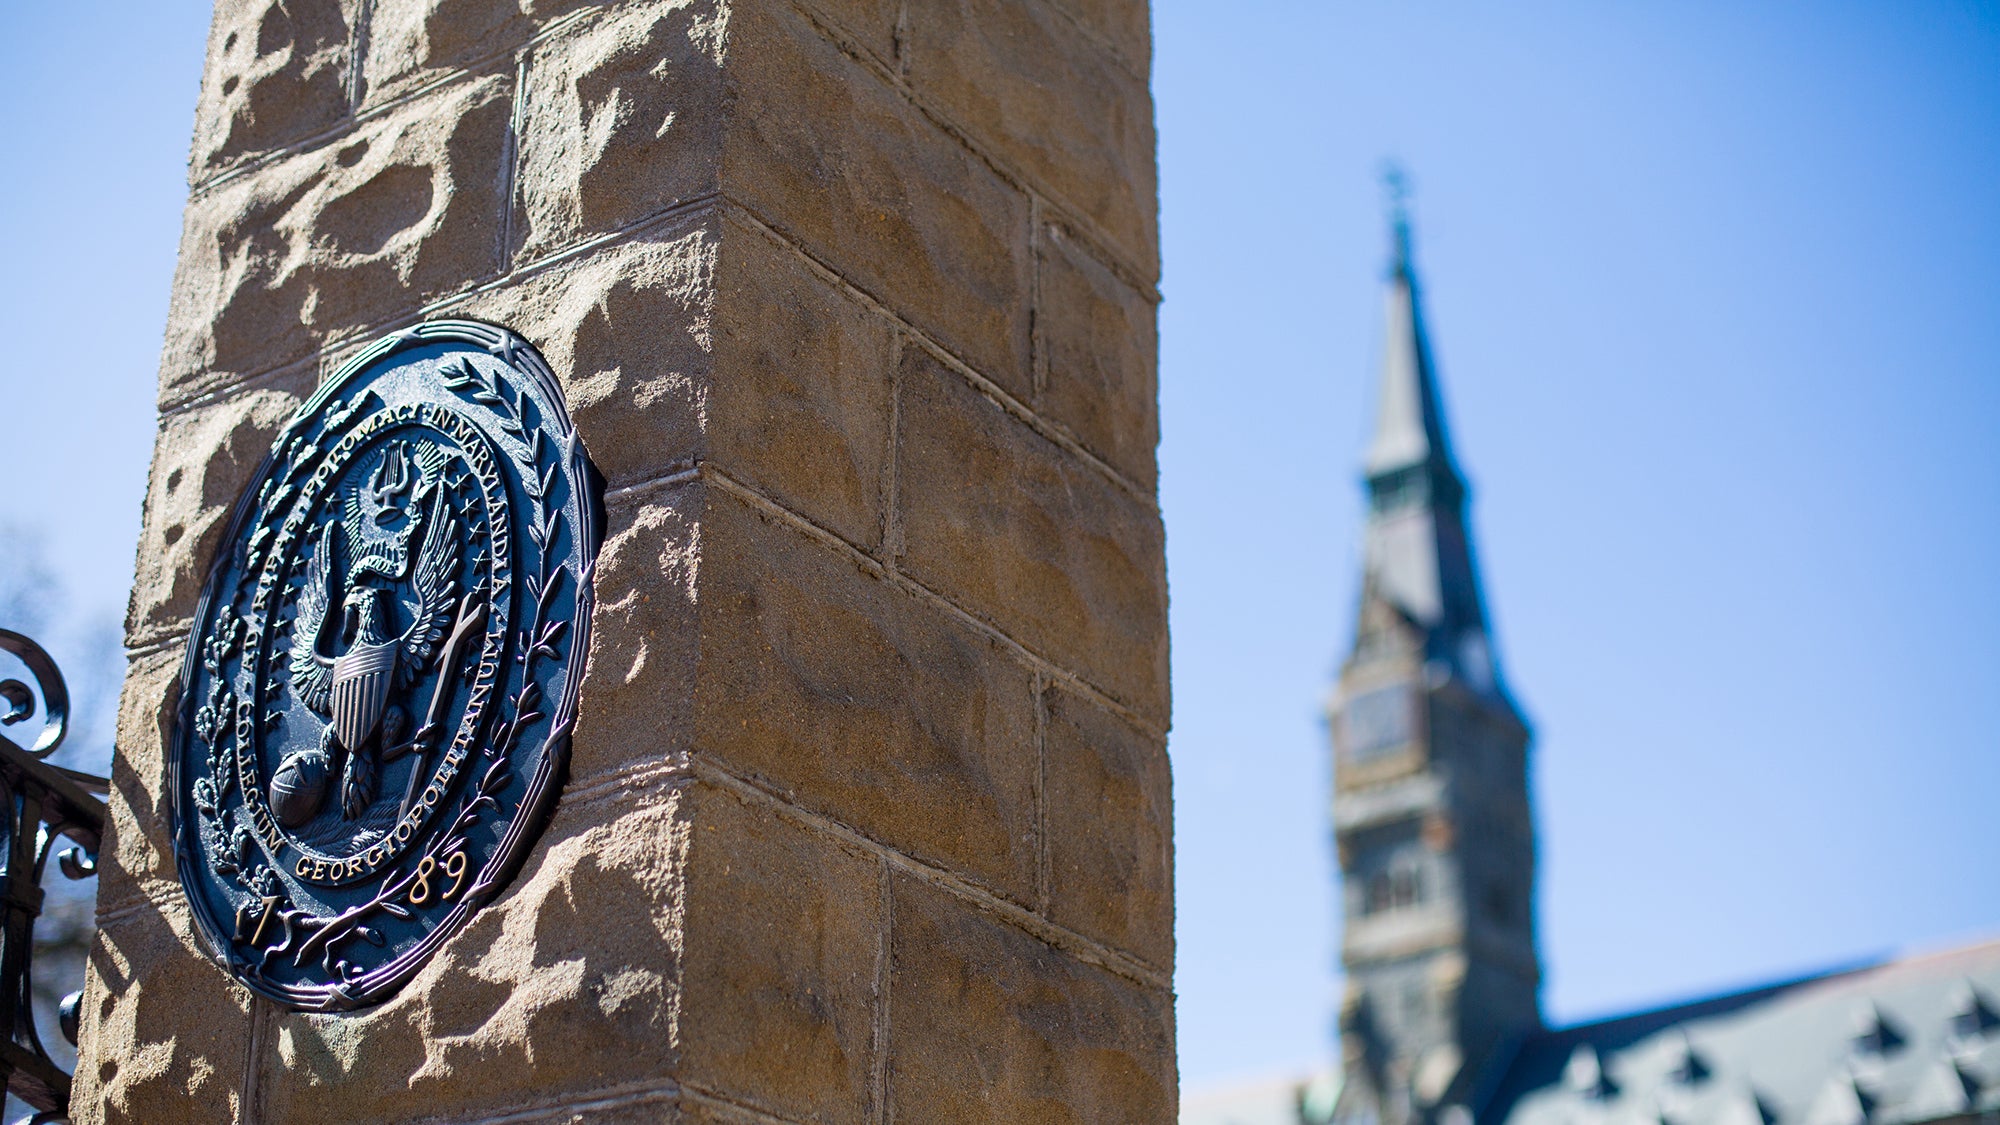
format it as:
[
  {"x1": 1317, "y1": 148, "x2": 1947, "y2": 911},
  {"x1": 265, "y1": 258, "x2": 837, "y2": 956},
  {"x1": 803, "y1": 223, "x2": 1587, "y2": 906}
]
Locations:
[{"x1": 171, "y1": 321, "x2": 601, "y2": 1010}]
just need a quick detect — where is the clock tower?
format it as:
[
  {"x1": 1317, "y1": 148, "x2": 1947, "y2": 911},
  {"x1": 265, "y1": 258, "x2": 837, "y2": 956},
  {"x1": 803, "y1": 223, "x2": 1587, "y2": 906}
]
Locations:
[{"x1": 1329, "y1": 197, "x2": 1540, "y2": 1123}]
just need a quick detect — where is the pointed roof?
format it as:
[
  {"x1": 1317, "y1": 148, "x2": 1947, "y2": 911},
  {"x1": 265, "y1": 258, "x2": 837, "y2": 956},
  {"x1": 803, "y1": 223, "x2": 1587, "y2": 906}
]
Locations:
[
  {"x1": 1354, "y1": 187, "x2": 1498, "y2": 692},
  {"x1": 1364, "y1": 205, "x2": 1462, "y2": 484}
]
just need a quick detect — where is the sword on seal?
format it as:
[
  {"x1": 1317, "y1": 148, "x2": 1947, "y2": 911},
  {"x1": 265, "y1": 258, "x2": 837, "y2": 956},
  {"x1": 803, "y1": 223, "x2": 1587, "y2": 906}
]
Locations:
[{"x1": 386, "y1": 588, "x2": 486, "y2": 821}]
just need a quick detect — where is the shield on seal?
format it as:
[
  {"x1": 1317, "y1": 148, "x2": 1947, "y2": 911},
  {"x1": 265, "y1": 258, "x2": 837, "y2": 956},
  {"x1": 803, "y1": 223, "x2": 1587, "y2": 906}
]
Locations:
[{"x1": 330, "y1": 640, "x2": 398, "y2": 750}]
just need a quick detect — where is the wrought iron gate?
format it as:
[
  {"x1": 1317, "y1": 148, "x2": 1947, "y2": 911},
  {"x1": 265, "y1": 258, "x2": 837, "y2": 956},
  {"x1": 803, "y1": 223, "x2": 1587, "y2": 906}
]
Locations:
[{"x1": 0, "y1": 629, "x2": 108, "y2": 1123}]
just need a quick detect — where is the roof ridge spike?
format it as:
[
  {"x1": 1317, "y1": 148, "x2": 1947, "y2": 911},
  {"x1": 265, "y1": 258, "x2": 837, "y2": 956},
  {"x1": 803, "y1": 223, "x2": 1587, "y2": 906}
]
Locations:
[
  {"x1": 1363, "y1": 179, "x2": 1460, "y2": 483},
  {"x1": 1947, "y1": 978, "x2": 1999, "y2": 1041},
  {"x1": 1850, "y1": 1000, "x2": 1905, "y2": 1056}
]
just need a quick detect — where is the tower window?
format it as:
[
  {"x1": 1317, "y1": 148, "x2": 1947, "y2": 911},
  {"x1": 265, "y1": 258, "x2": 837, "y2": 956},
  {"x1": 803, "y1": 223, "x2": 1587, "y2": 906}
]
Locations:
[
  {"x1": 1368, "y1": 466, "x2": 1429, "y2": 513},
  {"x1": 1362, "y1": 863, "x2": 1425, "y2": 915},
  {"x1": 1341, "y1": 684, "x2": 1414, "y2": 761}
]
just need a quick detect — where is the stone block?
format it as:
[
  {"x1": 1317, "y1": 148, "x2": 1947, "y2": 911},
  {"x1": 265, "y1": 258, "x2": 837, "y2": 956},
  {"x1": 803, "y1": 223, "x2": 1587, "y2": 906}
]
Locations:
[
  {"x1": 896, "y1": 349, "x2": 1167, "y2": 725},
  {"x1": 695, "y1": 487, "x2": 1041, "y2": 903},
  {"x1": 361, "y1": 0, "x2": 594, "y2": 107},
  {"x1": 1037, "y1": 220, "x2": 1159, "y2": 489},
  {"x1": 676, "y1": 780, "x2": 880, "y2": 1125},
  {"x1": 887, "y1": 875, "x2": 1175, "y2": 1124},
  {"x1": 456, "y1": 214, "x2": 719, "y2": 492},
  {"x1": 95, "y1": 648, "x2": 189, "y2": 915},
  {"x1": 711, "y1": 215, "x2": 896, "y2": 552},
  {"x1": 1043, "y1": 686, "x2": 1172, "y2": 968},
  {"x1": 127, "y1": 382, "x2": 312, "y2": 646},
  {"x1": 258, "y1": 782, "x2": 693, "y2": 1122},
  {"x1": 511, "y1": 1, "x2": 728, "y2": 262},
  {"x1": 566, "y1": 481, "x2": 702, "y2": 783},
  {"x1": 798, "y1": 0, "x2": 901, "y2": 67},
  {"x1": 723, "y1": 2, "x2": 1032, "y2": 399},
  {"x1": 189, "y1": 0, "x2": 362, "y2": 181},
  {"x1": 903, "y1": 0, "x2": 1156, "y2": 278},
  {"x1": 162, "y1": 72, "x2": 513, "y2": 407},
  {"x1": 73, "y1": 902, "x2": 251, "y2": 1125}
]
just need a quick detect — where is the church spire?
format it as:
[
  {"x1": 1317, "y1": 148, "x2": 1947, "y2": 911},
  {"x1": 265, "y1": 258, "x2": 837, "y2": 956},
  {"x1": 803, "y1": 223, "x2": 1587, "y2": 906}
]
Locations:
[
  {"x1": 1330, "y1": 176, "x2": 1541, "y2": 1125},
  {"x1": 1358, "y1": 179, "x2": 1494, "y2": 690}
]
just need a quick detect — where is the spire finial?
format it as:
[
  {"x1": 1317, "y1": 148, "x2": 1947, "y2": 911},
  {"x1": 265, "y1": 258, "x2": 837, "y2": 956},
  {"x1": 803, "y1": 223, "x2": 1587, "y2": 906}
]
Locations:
[{"x1": 1382, "y1": 162, "x2": 1413, "y2": 276}]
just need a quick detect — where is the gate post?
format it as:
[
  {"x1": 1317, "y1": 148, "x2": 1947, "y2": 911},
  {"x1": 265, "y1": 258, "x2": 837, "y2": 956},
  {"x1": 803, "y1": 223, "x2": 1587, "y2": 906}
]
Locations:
[{"x1": 77, "y1": 2, "x2": 1170, "y2": 1122}]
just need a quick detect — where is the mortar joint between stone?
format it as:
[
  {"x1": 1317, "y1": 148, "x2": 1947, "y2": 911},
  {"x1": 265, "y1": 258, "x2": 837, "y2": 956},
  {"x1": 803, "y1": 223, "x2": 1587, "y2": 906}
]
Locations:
[
  {"x1": 562, "y1": 754, "x2": 696, "y2": 810},
  {"x1": 438, "y1": 1076, "x2": 684, "y2": 1124},
  {"x1": 1033, "y1": 669, "x2": 1053, "y2": 915},
  {"x1": 1044, "y1": 0, "x2": 1151, "y2": 84},
  {"x1": 869, "y1": 854, "x2": 893, "y2": 1125},
  {"x1": 681, "y1": 1081, "x2": 812, "y2": 1125},
  {"x1": 881, "y1": 332, "x2": 907, "y2": 570},
  {"x1": 603, "y1": 461, "x2": 703, "y2": 504},
  {"x1": 347, "y1": 0, "x2": 376, "y2": 114}
]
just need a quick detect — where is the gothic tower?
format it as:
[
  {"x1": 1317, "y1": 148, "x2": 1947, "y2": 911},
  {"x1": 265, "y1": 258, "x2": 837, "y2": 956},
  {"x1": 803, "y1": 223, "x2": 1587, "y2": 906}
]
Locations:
[{"x1": 1330, "y1": 201, "x2": 1540, "y2": 1124}]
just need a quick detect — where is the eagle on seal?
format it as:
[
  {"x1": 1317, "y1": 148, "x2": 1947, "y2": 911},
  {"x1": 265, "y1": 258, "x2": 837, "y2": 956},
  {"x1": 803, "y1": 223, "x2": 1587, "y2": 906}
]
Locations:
[{"x1": 283, "y1": 474, "x2": 460, "y2": 824}]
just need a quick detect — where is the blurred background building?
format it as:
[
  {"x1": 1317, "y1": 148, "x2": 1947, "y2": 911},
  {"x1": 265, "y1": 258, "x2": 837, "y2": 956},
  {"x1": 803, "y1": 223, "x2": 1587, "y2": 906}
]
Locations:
[{"x1": 1184, "y1": 208, "x2": 2000, "y2": 1125}]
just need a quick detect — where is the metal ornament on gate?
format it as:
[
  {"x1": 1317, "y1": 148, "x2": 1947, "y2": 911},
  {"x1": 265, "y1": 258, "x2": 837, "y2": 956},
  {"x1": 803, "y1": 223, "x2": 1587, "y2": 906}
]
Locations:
[{"x1": 172, "y1": 321, "x2": 601, "y2": 1011}]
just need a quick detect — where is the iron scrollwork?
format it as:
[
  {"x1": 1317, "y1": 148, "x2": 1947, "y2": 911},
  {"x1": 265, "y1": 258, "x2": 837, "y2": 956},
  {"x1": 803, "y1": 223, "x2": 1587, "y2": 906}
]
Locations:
[
  {"x1": 0, "y1": 628, "x2": 108, "y2": 1121},
  {"x1": 171, "y1": 320, "x2": 602, "y2": 1011}
]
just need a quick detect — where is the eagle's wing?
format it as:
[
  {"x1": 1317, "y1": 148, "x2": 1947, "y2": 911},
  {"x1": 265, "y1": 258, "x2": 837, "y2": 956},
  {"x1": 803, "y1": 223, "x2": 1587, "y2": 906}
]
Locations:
[
  {"x1": 398, "y1": 481, "x2": 459, "y2": 682},
  {"x1": 288, "y1": 521, "x2": 338, "y2": 714}
]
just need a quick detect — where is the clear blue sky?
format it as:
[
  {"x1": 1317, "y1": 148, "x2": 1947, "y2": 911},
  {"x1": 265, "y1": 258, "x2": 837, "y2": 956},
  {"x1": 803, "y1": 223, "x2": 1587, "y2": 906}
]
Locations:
[{"x1": 2, "y1": 0, "x2": 1997, "y2": 1095}]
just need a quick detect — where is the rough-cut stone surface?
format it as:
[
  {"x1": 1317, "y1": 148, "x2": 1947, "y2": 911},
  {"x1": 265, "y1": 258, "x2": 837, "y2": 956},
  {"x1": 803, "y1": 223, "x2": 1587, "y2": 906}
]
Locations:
[
  {"x1": 511, "y1": 2, "x2": 727, "y2": 262},
  {"x1": 887, "y1": 875, "x2": 1175, "y2": 1124},
  {"x1": 163, "y1": 73, "x2": 513, "y2": 407},
  {"x1": 897, "y1": 347, "x2": 1168, "y2": 724},
  {"x1": 94, "y1": 649, "x2": 190, "y2": 915},
  {"x1": 361, "y1": 0, "x2": 593, "y2": 107},
  {"x1": 1043, "y1": 687, "x2": 1172, "y2": 968},
  {"x1": 74, "y1": 903, "x2": 251, "y2": 1124},
  {"x1": 189, "y1": 0, "x2": 361, "y2": 181},
  {"x1": 710, "y1": 216, "x2": 896, "y2": 551},
  {"x1": 903, "y1": 0, "x2": 1157, "y2": 278},
  {"x1": 675, "y1": 781, "x2": 880, "y2": 1124},
  {"x1": 457, "y1": 215, "x2": 718, "y2": 492},
  {"x1": 258, "y1": 782, "x2": 691, "y2": 1123},
  {"x1": 567, "y1": 486, "x2": 701, "y2": 783},
  {"x1": 1037, "y1": 220, "x2": 1159, "y2": 488},
  {"x1": 127, "y1": 384, "x2": 310, "y2": 644},
  {"x1": 724, "y1": 2, "x2": 1032, "y2": 400},
  {"x1": 696, "y1": 488, "x2": 1041, "y2": 903}
]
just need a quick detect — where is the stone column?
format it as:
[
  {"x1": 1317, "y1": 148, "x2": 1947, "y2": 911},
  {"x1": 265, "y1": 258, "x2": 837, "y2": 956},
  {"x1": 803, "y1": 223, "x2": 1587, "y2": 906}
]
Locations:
[{"x1": 76, "y1": 1, "x2": 1170, "y2": 1122}]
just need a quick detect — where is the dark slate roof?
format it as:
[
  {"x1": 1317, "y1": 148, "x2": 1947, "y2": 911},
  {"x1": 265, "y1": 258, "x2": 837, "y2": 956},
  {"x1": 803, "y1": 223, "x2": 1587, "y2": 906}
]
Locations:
[{"x1": 1477, "y1": 937, "x2": 2000, "y2": 1125}]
